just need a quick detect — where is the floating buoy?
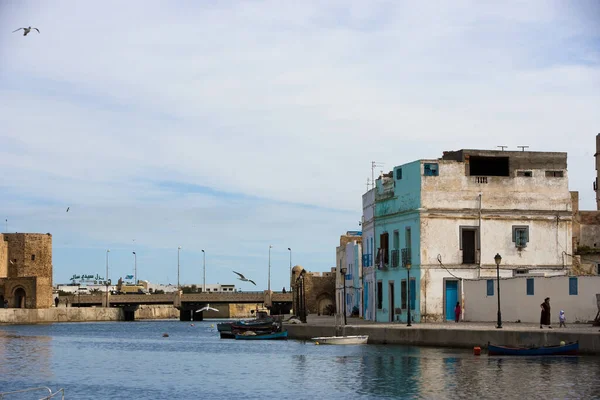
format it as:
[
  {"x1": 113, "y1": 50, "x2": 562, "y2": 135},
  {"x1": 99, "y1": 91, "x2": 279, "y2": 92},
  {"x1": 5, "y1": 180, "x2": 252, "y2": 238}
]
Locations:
[
  {"x1": 190, "y1": 324, "x2": 195, "y2": 327},
  {"x1": 560, "y1": 341, "x2": 565, "y2": 346},
  {"x1": 163, "y1": 333, "x2": 169, "y2": 337},
  {"x1": 315, "y1": 341, "x2": 319, "y2": 345},
  {"x1": 473, "y1": 346, "x2": 481, "y2": 356},
  {"x1": 210, "y1": 324, "x2": 214, "y2": 328}
]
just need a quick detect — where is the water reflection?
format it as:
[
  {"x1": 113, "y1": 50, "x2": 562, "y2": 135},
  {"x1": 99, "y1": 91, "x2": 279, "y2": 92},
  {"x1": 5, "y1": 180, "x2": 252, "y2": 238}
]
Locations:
[{"x1": 0, "y1": 323, "x2": 599, "y2": 399}]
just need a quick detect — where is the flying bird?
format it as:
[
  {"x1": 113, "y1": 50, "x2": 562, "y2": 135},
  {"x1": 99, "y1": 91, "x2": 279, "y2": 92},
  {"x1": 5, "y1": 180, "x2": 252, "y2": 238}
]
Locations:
[
  {"x1": 66, "y1": 207, "x2": 70, "y2": 212},
  {"x1": 195, "y1": 304, "x2": 219, "y2": 313},
  {"x1": 13, "y1": 27, "x2": 40, "y2": 36},
  {"x1": 233, "y1": 271, "x2": 256, "y2": 285}
]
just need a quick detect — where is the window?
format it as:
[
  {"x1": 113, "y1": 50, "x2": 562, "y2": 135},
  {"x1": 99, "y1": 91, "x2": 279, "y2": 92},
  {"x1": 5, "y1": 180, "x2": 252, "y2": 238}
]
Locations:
[
  {"x1": 515, "y1": 269, "x2": 529, "y2": 275},
  {"x1": 517, "y1": 170, "x2": 532, "y2": 177},
  {"x1": 569, "y1": 277, "x2": 578, "y2": 295},
  {"x1": 545, "y1": 170, "x2": 564, "y2": 178},
  {"x1": 393, "y1": 230, "x2": 399, "y2": 250},
  {"x1": 486, "y1": 280, "x2": 494, "y2": 296},
  {"x1": 377, "y1": 281, "x2": 383, "y2": 309},
  {"x1": 469, "y1": 156, "x2": 509, "y2": 176},
  {"x1": 396, "y1": 168, "x2": 403, "y2": 180},
  {"x1": 405, "y1": 227, "x2": 412, "y2": 249},
  {"x1": 409, "y1": 279, "x2": 416, "y2": 310},
  {"x1": 512, "y1": 226, "x2": 529, "y2": 248},
  {"x1": 31, "y1": 254, "x2": 35, "y2": 261},
  {"x1": 400, "y1": 280, "x2": 407, "y2": 309},
  {"x1": 424, "y1": 163, "x2": 439, "y2": 176},
  {"x1": 526, "y1": 278, "x2": 534, "y2": 295},
  {"x1": 597, "y1": 264, "x2": 600, "y2": 275}
]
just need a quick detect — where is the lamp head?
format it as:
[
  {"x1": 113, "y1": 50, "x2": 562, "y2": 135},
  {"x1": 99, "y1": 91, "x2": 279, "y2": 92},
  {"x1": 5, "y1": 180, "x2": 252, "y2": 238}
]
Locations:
[
  {"x1": 107, "y1": 249, "x2": 110, "y2": 253},
  {"x1": 132, "y1": 251, "x2": 135, "y2": 255},
  {"x1": 340, "y1": 267, "x2": 347, "y2": 275},
  {"x1": 406, "y1": 263, "x2": 411, "y2": 270},
  {"x1": 178, "y1": 246, "x2": 182, "y2": 250},
  {"x1": 494, "y1": 253, "x2": 502, "y2": 265},
  {"x1": 288, "y1": 247, "x2": 291, "y2": 251}
]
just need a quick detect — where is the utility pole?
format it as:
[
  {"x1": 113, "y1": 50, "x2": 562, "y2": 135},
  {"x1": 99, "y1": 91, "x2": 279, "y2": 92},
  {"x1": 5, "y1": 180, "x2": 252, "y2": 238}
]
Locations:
[{"x1": 202, "y1": 250, "x2": 206, "y2": 293}]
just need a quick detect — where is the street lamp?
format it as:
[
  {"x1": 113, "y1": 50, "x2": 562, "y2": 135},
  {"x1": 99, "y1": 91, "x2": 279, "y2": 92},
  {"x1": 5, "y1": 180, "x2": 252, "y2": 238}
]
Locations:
[
  {"x1": 177, "y1": 246, "x2": 182, "y2": 290},
  {"x1": 132, "y1": 251, "x2": 137, "y2": 284},
  {"x1": 202, "y1": 249, "x2": 206, "y2": 293},
  {"x1": 287, "y1": 247, "x2": 292, "y2": 292},
  {"x1": 268, "y1": 245, "x2": 273, "y2": 292},
  {"x1": 105, "y1": 249, "x2": 110, "y2": 307},
  {"x1": 406, "y1": 261, "x2": 412, "y2": 327},
  {"x1": 340, "y1": 266, "x2": 347, "y2": 326},
  {"x1": 495, "y1": 253, "x2": 502, "y2": 329}
]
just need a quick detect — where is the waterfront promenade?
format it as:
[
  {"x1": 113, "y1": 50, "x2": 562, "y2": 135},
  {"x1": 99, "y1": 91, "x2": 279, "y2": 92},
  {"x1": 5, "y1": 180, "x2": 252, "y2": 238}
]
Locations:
[{"x1": 285, "y1": 315, "x2": 600, "y2": 355}]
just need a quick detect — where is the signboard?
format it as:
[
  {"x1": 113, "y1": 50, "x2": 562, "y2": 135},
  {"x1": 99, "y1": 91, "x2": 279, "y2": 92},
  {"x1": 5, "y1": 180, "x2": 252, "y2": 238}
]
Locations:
[
  {"x1": 346, "y1": 231, "x2": 362, "y2": 236},
  {"x1": 69, "y1": 274, "x2": 107, "y2": 284}
]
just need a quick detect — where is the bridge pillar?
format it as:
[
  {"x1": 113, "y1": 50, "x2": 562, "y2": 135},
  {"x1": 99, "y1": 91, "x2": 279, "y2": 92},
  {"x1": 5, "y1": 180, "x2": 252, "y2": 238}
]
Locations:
[
  {"x1": 193, "y1": 311, "x2": 203, "y2": 321},
  {"x1": 179, "y1": 309, "x2": 192, "y2": 321}
]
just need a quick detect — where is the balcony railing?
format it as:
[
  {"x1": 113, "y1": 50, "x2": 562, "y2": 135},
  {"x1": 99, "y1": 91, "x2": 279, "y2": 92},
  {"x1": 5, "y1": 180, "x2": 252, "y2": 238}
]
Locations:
[
  {"x1": 473, "y1": 176, "x2": 488, "y2": 184},
  {"x1": 391, "y1": 249, "x2": 400, "y2": 268},
  {"x1": 401, "y1": 248, "x2": 412, "y2": 267}
]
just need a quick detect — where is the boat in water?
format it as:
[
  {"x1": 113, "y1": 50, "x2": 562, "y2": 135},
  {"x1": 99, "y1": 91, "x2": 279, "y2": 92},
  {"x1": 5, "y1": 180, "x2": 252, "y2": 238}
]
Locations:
[
  {"x1": 488, "y1": 341, "x2": 579, "y2": 356},
  {"x1": 218, "y1": 309, "x2": 279, "y2": 339},
  {"x1": 234, "y1": 330, "x2": 288, "y2": 340},
  {"x1": 0, "y1": 386, "x2": 65, "y2": 399},
  {"x1": 311, "y1": 335, "x2": 368, "y2": 345}
]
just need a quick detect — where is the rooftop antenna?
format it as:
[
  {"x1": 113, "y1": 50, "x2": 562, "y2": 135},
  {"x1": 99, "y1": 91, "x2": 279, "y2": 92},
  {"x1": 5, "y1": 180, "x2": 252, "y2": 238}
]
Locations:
[
  {"x1": 497, "y1": 146, "x2": 508, "y2": 151},
  {"x1": 517, "y1": 146, "x2": 529, "y2": 152},
  {"x1": 365, "y1": 178, "x2": 371, "y2": 192},
  {"x1": 371, "y1": 161, "x2": 384, "y2": 189}
]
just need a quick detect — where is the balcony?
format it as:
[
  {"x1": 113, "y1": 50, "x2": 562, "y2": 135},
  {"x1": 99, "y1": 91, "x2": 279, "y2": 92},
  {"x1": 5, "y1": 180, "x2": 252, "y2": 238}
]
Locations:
[
  {"x1": 401, "y1": 248, "x2": 412, "y2": 268},
  {"x1": 376, "y1": 248, "x2": 389, "y2": 270},
  {"x1": 391, "y1": 249, "x2": 399, "y2": 268},
  {"x1": 472, "y1": 176, "x2": 488, "y2": 184}
]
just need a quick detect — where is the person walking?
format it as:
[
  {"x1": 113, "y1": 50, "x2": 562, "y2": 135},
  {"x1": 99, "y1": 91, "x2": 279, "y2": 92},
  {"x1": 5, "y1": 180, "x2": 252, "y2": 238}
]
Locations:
[
  {"x1": 540, "y1": 297, "x2": 552, "y2": 329},
  {"x1": 559, "y1": 310, "x2": 566, "y2": 328},
  {"x1": 454, "y1": 302, "x2": 461, "y2": 323},
  {"x1": 54, "y1": 297, "x2": 59, "y2": 307}
]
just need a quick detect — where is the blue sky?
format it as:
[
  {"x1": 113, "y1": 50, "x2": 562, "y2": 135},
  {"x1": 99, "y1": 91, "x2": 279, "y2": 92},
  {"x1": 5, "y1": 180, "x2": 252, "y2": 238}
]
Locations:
[{"x1": 1, "y1": 0, "x2": 599, "y2": 289}]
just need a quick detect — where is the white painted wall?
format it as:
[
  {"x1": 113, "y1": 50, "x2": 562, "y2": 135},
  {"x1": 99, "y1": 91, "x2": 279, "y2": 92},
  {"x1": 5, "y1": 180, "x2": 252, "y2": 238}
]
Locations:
[
  {"x1": 420, "y1": 216, "x2": 571, "y2": 269},
  {"x1": 362, "y1": 188, "x2": 376, "y2": 320},
  {"x1": 463, "y1": 275, "x2": 600, "y2": 323}
]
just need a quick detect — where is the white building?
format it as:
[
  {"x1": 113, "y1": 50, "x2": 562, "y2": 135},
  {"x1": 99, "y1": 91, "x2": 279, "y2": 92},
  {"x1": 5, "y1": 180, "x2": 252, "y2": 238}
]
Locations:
[
  {"x1": 361, "y1": 188, "x2": 377, "y2": 320},
  {"x1": 335, "y1": 232, "x2": 362, "y2": 315},
  {"x1": 345, "y1": 239, "x2": 362, "y2": 318}
]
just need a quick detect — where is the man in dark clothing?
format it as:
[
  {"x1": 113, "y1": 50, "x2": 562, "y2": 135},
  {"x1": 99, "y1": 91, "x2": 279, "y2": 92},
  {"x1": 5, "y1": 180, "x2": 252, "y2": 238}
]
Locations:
[
  {"x1": 540, "y1": 297, "x2": 552, "y2": 329},
  {"x1": 54, "y1": 297, "x2": 59, "y2": 307}
]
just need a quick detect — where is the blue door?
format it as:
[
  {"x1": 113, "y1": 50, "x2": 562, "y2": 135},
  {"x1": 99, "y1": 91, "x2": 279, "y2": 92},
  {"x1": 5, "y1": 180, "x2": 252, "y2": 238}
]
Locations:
[{"x1": 445, "y1": 281, "x2": 458, "y2": 321}]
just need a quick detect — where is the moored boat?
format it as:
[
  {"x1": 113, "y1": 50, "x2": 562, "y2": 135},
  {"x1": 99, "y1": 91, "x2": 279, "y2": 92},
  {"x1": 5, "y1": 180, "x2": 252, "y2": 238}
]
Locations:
[
  {"x1": 235, "y1": 330, "x2": 288, "y2": 340},
  {"x1": 311, "y1": 335, "x2": 369, "y2": 345},
  {"x1": 488, "y1": 341, "x2": 579, "y2": 356}
]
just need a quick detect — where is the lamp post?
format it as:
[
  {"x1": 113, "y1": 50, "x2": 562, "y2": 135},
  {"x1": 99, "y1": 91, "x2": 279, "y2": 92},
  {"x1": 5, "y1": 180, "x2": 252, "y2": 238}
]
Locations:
[
  {"x1": 495, "y1": 253, "x2": 502, "y2": 329},
  {"x1": 202, "y1": 249, "x2": 206, "y2": 293},
  {"x1": 105, "y1": 249, "x2": 110, "y2": 307},
  {"x1": 406, "y1": 261, "x2": 412, "y2": 327},
  {"x1": 340, "y1": 266, "x2": 347, "y2": 326},
  {"x1": 268, "y1": 245, "x2": 272, "y2": 292},
  {"x1": 132, "y1": 251, "x2": 137, "y2": 284},
  {"x1": 177, "y1": 246, "x2": 182, "y2": 290},
  {"x1": 287, "y1": 247, "x2": 292, "y2": 292}
]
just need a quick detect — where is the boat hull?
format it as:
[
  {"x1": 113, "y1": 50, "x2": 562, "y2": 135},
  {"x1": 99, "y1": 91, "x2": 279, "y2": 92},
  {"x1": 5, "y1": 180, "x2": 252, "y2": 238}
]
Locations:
[
  {"x1": 235, "y1": 331, "x2": 288, "y2": 340},
  {"x1": 311, "y1": 335, "x2": 369, "y2": 345},
  {"x1": 488, "y1": 341, "x2": 579, "y2": 356}
]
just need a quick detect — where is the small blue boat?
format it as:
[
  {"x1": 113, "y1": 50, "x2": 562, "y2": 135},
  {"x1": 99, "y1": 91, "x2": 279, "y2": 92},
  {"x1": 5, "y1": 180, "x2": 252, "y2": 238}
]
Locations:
[
  {"x1": 234, "y1": 330, "x2": 288, "y2": 340},
  {"x1": 488, "y1": 341, "x2": 578, "y2": 356}
]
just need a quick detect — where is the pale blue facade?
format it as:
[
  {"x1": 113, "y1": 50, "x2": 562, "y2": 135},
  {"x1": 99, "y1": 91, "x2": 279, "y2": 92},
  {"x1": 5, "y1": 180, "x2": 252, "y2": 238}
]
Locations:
[{"x1": 374, "y1": 160, "x2": 422, "y2": 323}]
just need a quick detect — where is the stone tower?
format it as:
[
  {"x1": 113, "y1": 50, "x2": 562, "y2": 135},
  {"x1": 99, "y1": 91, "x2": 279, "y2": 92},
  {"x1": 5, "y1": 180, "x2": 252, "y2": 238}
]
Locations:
[{"x1": 0, "y1": 233, "x2": 53, "y2": 308}]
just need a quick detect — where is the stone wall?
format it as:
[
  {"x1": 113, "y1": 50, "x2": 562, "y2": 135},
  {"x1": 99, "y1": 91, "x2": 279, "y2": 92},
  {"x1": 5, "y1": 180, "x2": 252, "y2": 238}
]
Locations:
[
  {"x1": 294, "y1": 267, "x2": 335, "y2": 315},
  {"x1": 0, "y1": 307, "x2": 122, "y2": 324}
]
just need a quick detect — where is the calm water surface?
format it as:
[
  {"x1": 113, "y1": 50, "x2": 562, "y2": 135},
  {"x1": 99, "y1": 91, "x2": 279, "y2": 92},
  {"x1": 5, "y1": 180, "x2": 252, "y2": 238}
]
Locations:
[{"x1": 0, "y1": 320, "x2": 598, "y2": 399}]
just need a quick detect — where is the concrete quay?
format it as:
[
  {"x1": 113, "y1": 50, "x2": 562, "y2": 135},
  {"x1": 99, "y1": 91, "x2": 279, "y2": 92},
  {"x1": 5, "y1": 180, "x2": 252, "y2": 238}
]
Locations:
[{"x1": 285, "y1": 316, "x2": 600, "y2": 355}]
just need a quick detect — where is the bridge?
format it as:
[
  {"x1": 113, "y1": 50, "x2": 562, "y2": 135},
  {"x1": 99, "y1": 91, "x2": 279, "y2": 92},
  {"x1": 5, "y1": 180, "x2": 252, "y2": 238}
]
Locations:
[{"x1": 68, "y1": 291, "x2": 293, "y2": 321}]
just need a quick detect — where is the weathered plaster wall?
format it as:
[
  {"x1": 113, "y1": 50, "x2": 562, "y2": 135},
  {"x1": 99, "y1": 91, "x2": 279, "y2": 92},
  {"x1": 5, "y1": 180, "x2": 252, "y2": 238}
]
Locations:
[
  {"x1": 463, "y1": 275, "x2": 600, "y2": 323},
  {"x1": 0, "y1": 236, "x2": 7, "y2": 278}
]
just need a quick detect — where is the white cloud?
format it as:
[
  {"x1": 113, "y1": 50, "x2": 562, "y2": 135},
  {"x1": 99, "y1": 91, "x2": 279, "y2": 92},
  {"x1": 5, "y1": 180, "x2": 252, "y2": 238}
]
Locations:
[{"x1": 1, "y1": 0, "x2": 599, "y2": 285}]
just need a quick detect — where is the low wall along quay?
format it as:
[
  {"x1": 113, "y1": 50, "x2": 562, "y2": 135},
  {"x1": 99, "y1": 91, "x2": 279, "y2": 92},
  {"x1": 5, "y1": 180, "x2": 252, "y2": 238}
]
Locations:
[{"x1": 285, "y1": 320, "x2": 600, "y2": 355}]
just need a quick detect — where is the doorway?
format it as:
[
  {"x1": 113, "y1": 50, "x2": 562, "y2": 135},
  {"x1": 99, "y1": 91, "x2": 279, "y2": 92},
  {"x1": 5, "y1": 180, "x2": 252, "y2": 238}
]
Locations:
[
  {"x1": 389, "y1": 282, "x2": 395, "y2": 322},
  {"x1": 14, "y1": 288, "x2": 26, "y2": 308},
  {"x1": 461, "y1": 228, "x2": 476, "y2": 264},
  {"x1": 445, "y1": 281, "x2": 458, "y2": 321}
]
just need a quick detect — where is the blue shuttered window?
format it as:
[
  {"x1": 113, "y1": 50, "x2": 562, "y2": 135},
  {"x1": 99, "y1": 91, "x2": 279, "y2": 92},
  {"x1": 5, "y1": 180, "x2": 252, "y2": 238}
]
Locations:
[
  {"x1": 526, "y1": 278, "x2": 534, "y2": 295},
  {"x1": 569, "y1": 277, "x2": 578, "y2": 295},
  {"x1": 486, "y1": 280, "x2": 494, "y2": 296},
  {"x1": 409, "y1": 279, "x2": 416, "y2": 310}
]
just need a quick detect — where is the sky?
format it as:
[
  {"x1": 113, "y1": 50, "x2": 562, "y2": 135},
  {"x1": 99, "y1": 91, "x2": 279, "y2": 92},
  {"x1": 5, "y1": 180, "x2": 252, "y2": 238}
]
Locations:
[{"x1": 1, "y1": 0, "x2": 599, "y2": 289}]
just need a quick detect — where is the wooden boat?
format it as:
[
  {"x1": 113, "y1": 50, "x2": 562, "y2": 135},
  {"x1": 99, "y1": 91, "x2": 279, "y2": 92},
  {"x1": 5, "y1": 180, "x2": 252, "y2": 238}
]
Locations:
[
  {"x1": 234, "y1": 330, "x2": 288, "y2": 340},
  {"x1": 311, "y1": 335, "x2": 369, "y2": 345},
  {"x1": 488, "y1": 341, "x2": 579, "y2": 356}
]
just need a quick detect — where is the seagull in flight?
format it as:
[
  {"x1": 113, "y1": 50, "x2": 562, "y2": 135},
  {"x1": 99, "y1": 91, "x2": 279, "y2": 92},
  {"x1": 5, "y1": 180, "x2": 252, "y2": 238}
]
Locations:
[
  {"x1": 13, "y1": 27, "x2": 40, "y2": 36},
  {"x1": 66, "y1": 207, "x2": 70, "y2": 212},
  {"x1": 233, "y1": 271, "x2": 256, "y2": 285},
  {"x1": 195, "y1": 304, "x2": 219, "y2": 313}
]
